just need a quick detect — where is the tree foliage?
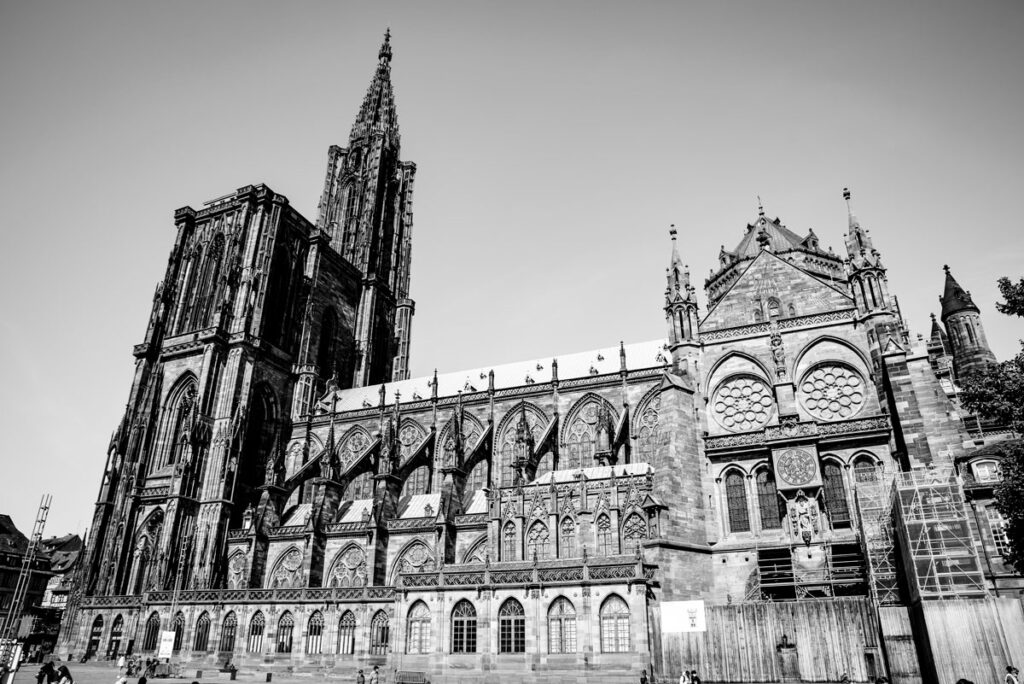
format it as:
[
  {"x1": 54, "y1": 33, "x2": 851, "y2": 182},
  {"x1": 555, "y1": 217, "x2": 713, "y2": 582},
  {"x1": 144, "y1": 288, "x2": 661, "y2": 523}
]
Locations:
[
  {"x1": 959, "y1": 274, "x2": 1024, "y2": 570},
  {"x1": 995, "y1": 276, "x2": 1024, "y2": 318},
  {"x1": 992, "y1": 441, "x2": 1024, "y2": 571}
]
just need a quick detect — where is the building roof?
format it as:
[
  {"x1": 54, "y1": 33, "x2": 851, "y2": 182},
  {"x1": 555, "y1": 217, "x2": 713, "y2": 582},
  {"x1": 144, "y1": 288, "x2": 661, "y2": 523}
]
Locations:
[
  {"x1": 730, "y1": 214, "x2": 808, "y2": 260},
  {"x1": 319, "y1": 338, "x2": 667, "y2": 413},
  {"x1": 0, "y1": 515, "x2": 30, "y2": 554},
  {"x1": 940, "y1": 265, "x2": 980, "y2": 320}
]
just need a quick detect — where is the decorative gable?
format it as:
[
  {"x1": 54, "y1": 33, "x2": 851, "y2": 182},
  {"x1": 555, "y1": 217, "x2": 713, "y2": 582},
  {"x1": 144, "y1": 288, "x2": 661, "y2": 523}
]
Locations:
[{"x1": 702, "y1": 251, "x2": 853, "y2": 331}]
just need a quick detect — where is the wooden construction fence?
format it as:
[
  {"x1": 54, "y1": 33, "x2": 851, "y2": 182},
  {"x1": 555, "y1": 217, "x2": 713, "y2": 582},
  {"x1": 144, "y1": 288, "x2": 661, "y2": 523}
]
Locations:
[
  {"x1": 914, "y1": 597, "x2": 1024, "y2": 684},
  {"x1": 658, "y1": 598, "x2": 883, "y2": 682}
]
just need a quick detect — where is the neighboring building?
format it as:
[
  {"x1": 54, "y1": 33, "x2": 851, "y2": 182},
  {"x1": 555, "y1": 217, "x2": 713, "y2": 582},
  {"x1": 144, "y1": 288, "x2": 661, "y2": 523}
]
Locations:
[
  {"x1": 61, "y1": 33, "x2": 1022, "y2": 684},
  {"x1": 40, "y1": 535, "x2": 83, "y2": 613},
  {"x1": 0, "y1": 517, "x2": 70, "y2": 661}
]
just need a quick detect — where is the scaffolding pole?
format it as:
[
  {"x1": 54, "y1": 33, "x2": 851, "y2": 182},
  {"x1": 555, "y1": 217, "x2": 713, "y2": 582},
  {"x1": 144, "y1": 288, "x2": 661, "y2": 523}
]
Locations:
[{"x1": 0, "y1": 495, "x2": 52, "y2": 678}]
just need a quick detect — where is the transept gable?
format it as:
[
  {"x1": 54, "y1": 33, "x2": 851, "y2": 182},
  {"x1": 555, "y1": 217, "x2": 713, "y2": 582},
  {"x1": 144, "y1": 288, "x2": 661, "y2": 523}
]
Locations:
[{"x1": 701, "y1": 250, "x2": 853, "y2": 331}]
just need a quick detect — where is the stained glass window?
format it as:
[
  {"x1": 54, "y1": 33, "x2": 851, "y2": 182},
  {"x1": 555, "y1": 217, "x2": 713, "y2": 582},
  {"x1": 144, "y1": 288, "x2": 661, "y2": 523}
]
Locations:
[
  {"x1": 276, "y1": 612, "x2": 294, "y2": 654},
  {"x1": 622, "y1": 513, "x2": 647, "y2": 553},
  {"x1": 193, "y1": 612, "x2": 211, "y2": 652},
  {"x1": 527, "y1": 521, "x2": 550, "y2": 561},
  {"x1": 597, "y1": 514, "x2": 615, "y2": 555},
  {"x1": 502, "y1": 522, "x2": 517, "y2": 561},
  {"x1": 247, "y1": 612, "x2": 264, "y2": 653},
  {"x1": 822, "y1": 462, "x2": 850, "y2": 527},
  {"x1": 370, "y1": 610, "x2": 389, "y2": 655},
  {"x1": 756, "y1": 470, "x2": 783, "y2": 530},
  {"x1": 725, "y1": 471, "x2": 750, "y2": 533},
  {"x1": 560, "y1": 517, "x2": 576, "y2": 558}
]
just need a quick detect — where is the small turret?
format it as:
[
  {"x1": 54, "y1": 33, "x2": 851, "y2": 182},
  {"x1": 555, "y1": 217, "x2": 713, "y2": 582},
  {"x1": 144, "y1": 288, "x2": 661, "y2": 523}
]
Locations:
[
  {"x1": 664, "y1": 226, "x2": 699, "y2": 351},
  {"x1": 939, "y1": 265, "x2": 996, "y2": 378}
]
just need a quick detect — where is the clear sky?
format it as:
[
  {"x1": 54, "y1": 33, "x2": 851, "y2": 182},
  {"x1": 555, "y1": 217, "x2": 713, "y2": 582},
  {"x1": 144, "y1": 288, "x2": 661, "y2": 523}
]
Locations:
[{"x1": 2, "y1": 0, "x2": 1023, "y2": 536}]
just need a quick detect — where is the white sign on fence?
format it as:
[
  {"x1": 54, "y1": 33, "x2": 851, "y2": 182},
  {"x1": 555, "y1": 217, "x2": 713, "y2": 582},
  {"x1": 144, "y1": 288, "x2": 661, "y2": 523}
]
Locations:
[
  {"x1": 157, "y1": 630, "x2": 175, "y2": 659},
  {"x1": 661, "y1": 600, "x2": 707, "y2": 633}
]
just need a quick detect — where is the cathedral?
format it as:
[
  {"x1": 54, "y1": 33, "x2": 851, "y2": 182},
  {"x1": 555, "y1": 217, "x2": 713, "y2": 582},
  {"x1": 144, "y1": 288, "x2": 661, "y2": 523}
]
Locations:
[{"x1": 62, "y1": 34, "x2": 1023, "y2": 684}]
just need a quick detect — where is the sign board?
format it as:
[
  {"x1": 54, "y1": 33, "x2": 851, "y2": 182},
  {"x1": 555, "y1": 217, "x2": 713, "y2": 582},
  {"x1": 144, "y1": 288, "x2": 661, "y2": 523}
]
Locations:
[
  {"x1": 157, "y1": 631, "x2": 175, "y2": 659},
  {"x1": 661, "y1": 600, "x2": 706, "y2": 633}
]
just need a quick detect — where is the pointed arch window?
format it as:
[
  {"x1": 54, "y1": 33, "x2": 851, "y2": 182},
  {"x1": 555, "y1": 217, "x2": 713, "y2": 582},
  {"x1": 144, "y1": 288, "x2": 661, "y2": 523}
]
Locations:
[
  {"x1": 566, "y1": 414, "x2": 596, "y2": 469},
  {"x1": 304, "y1": 611, "x2": 324, "y2": 655},
  {"x1": 767, "y1": 297, "x2": 782, "y2": 320},
  {"x1": 756, "y1": 469, "x2": 784, "y2": 530},
  {"x1": 370, "y1": 610, "x2": 390, "y2": 655},
  {"x1": 597, "y1": 514, "x2": 615, "y2": 555},
  {"x1": 500, "y1": 442, "x2": 516, "y2": 487},
  {"x1": 219, "y1": 612, "x2": 238, "y2": 652},
  {"x1": 502, "y1": 522, "x2": 517, "y2": 561},
  {"x1": 247, "y1": 612, "x2": 265, "y2": 653},
  {"x1": 87, "y1": 615, "x2": 103, "y2": 657},
  {"x1": 406, "y1": 601, "x2": 431, "y2": 654},
  {"x1": 600, "y1": 595, "x2": 630, "y2": 653},
  {"x1": 337, "y1": 611, "x2": 356, "y2": 655},
  {"x1": 316, "y1": 308, "x2": 339, "y2": 381},
  {"x1": 344, "y1": 472, "x2": 373, "y2": 500},
  {"x1": 402, "y1": 465, "x2": 430, "y2": 497},
  {"x1": 548, "y1": 597, "x2": 577, "y2": 654},
  {"x1": 622, "y1": 513, "x2": 647, "y2": 553},
  {"x1": 527, "y1": 521, "x2": 550, "y2": 561},
  {"x1": 158, "y1": 378, "x2": 198, "y2": 469},
  {"x1": 191, "y1": 235, "x2": 224, "y2": 330},
  {"x1": 853, "y1": 456, "x2": 879, "y2": 484},
  {"x1": 560, "y1": 517, "x2": 577, "y2": 558},
  {"x1": 171, "y1": 612, "x2": 185, "y2": 653},
  {"x1": 175, "y1": 244, "x2": 203, "y2": 334},
  {"x1": 822, "y1": 462, "x2": 851, "y2": 527},
  {"x1": 725, "y1": 471, "x2": 750, "y2": 533},
  {"x1": 193, "y1": 612, "x2": 211, "y2": 652},
  {"x1": 451, "y1": 600, "x2": 477, "y2": 654},
  {"x1": 108, "y1": 614, "x2": 124, "y2": 657},
  {"x1": 724, "y1": 471, "x2": 749, "y2": 532},
  {"x1": 463, "y1": 461, "x2": 487, "y2": 506},
  {"x1": 276, "y1": 612, "x2": 294, "y2": 653},
  {"x1": 753, "y1": 298, "x2": 764, "y2": 323},
  {"x1": 498, "y1": 599, "x2": 525, "y2": 654},
  {"x1": 142, "y1": 613, "x2": 160, "y2": 652}
]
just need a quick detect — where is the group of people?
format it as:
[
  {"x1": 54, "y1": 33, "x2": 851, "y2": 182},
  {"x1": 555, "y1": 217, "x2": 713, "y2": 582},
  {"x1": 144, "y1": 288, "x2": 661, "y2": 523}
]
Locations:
[
  {"x1": 34, "y1": 662, "x2": 73, "y2": 684},
  {"x1": 354, "y1": 665, "x2": 382, "y2": 683},
  {"x1": 639, "y1": 668, "x2": 702, "y2": 684}
]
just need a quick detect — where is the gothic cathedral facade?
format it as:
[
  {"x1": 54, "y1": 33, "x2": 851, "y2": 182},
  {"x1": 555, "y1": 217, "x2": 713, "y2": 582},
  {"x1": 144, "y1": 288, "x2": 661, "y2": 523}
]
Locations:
[{"x1": 62, "y1": 34, "x2": 1020, "y2": 684}]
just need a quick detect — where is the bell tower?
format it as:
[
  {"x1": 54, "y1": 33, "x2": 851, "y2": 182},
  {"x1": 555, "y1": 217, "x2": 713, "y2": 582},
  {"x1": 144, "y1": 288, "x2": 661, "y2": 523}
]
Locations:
[
  {"x1": 315, "y1": 30, "x2": 417, "y2": 386},
  {"x1": 940, "y1": 265, "x2": 997, "y2": 378}
]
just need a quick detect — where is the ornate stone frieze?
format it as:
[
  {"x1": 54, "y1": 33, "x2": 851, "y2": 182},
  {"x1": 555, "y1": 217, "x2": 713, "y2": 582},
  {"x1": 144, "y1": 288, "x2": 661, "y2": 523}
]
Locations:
[{"x1": 699, "y1": 309, "x2": 856, "y2": 343}]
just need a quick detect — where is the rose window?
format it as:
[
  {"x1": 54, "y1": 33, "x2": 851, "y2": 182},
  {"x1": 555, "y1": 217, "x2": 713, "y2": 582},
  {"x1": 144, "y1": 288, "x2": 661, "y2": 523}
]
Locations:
[
  {"x1": 711, "y1": 375, "x2": 774, "y2": 432},
  {"x1": 799, "y1": 364, "x2": 866, "y2": 421}
]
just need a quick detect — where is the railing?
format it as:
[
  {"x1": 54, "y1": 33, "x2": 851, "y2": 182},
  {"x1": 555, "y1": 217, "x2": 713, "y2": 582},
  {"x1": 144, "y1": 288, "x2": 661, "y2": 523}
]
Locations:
[
  {"x1": 79, "y1": 586, "x2": 399, "y2": 608},
  {"x1": 266, "y1": 525, "x2": 306, "y2": 538}
]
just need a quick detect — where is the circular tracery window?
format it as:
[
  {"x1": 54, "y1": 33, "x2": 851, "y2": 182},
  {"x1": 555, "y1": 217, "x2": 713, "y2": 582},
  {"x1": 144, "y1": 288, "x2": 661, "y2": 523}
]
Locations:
[
  {"x1": 711, "y1": 375, "x2": 775, "y2": 432},
  {"x1": 799, "y1": 363, "x2": 866, "y2": 421}
]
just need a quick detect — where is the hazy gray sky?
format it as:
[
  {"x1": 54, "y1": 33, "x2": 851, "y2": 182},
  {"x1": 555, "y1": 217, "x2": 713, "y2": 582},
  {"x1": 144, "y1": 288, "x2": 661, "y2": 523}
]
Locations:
[{"x1": 2, "y1": 0, "x2": 1023, "y2": 535}]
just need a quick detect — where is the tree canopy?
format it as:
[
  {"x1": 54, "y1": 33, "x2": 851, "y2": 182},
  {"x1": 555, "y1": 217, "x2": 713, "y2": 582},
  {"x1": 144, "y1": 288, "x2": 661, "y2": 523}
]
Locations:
[{"x1": 959, "y1": 275, "x2": 1024, "y2": 570}]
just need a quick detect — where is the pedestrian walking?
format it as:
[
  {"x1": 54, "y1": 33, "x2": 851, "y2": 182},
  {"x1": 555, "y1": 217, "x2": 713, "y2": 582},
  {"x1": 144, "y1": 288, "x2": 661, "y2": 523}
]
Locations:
[
  {"x1": 369, "y1": 665, "x2": 381, "y2": 684},
  {"x1": 356, "y1": 669, "x2": 365, "y2": 684},
  {"x1": 35, "y1": 661, "x2": 55, "y2": 684},
  {"x1": 640, "y1": 668, "x2": 649, "y2": 684},
  {"x1": 1006, "y1": 665, "x2": 1020, "y2": 684},
  {"x1": 118, "y1": 655, "x2": 126, "y2": 672},
  {"x1": 56, "y1": 665, "x2": 74, "y2": 684}
]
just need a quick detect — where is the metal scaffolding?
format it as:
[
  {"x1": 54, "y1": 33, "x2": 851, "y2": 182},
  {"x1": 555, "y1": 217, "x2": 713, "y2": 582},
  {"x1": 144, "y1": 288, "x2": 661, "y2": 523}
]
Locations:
[
  {"x1": 855, "y1": 473, "x2": 901, "y2": 606},
  {"x1": 892, "y1": 466, "x2": 987, "y2": 600},
  {"x1": 744, "y1": 541, "x2": 867, "y2": 602}
]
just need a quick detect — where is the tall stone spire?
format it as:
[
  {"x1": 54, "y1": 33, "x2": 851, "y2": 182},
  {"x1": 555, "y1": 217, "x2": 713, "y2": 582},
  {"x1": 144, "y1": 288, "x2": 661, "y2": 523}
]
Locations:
[
  {"x1": 350, "y1": 29, "x2": 400, "y2": 144},
  {"x1": 313, "y1": 30, "x2": 418, "y2": 387}
]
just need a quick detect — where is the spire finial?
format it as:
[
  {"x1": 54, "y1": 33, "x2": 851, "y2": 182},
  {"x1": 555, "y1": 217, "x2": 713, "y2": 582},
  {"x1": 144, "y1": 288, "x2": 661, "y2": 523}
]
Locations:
[
  {"x1": 669, "y1": 224, "x2": 677, "y2": 240},
  {"x1": 757, "y1": 196, "x2": 765, "y2": 217},
  {"x1": 943, "y1": 264, "x2": 950, "y2": 273},
  {"x1": 379, "y1": 27, "x2": 393, "y2": 64}
]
